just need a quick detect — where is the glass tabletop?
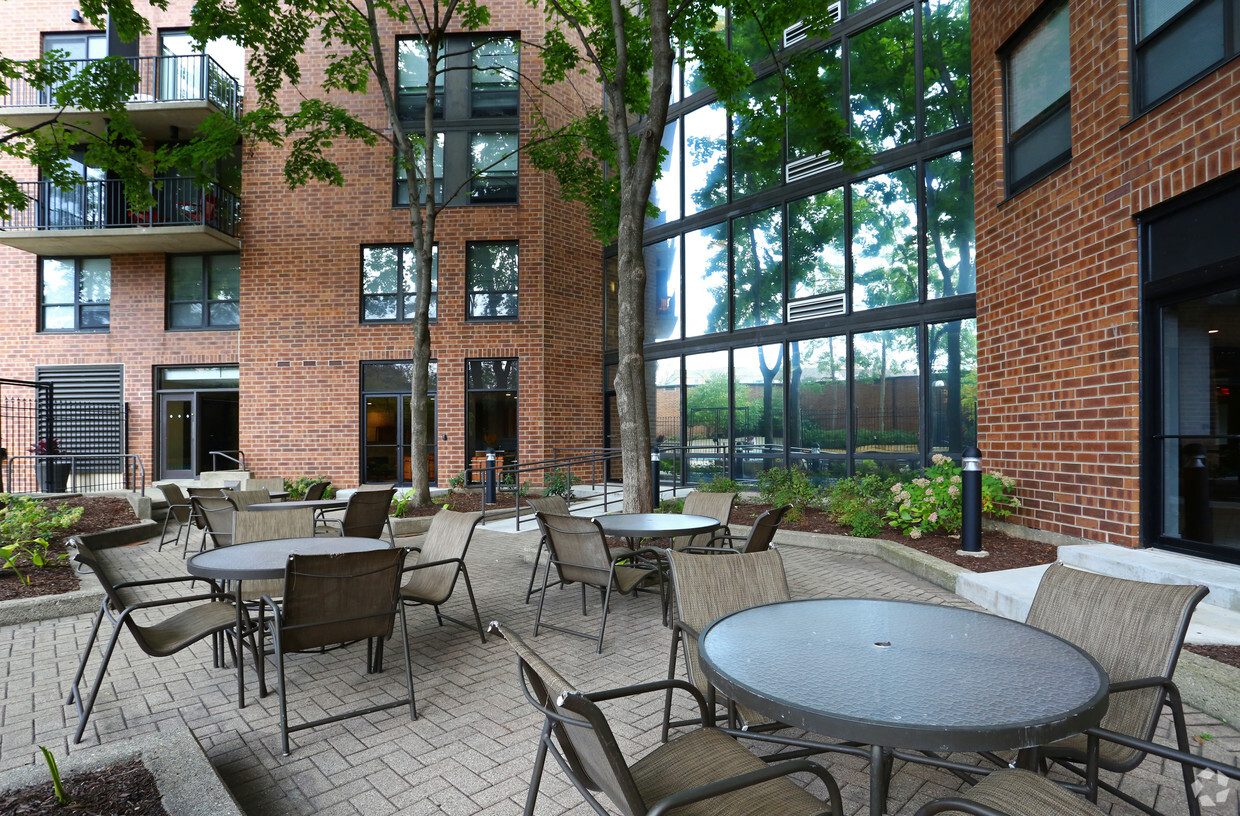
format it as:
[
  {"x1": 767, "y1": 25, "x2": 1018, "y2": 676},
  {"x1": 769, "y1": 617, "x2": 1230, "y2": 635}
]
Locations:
[
  {"x1": 592, "y1": 513, "x2": 720, "y2": 538},
  {"x1": 186, "y1": 536, "x2": 392, "y2": 582},
  {"x1": 699, "y1": 597, "x2": 1109, "y2": 752}
]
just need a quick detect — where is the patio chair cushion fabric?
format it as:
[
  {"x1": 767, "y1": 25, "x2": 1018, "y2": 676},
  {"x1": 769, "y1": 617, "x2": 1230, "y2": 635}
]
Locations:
[
  {"x1": 193, "y1": 496, "x2": 236, "y2": 549},
  {"x1": 400, "y1": 509, "x2": 487, "y2": 643},
  {"x1": 671, "y1": 492, "x2": 735, "y2": 551},
  {"x1": 222, "y1": 488, "x2": 271, "y2": 511},
  {"x1": 232, "y1": 507, "x2": 315, "y2": 601},
  {"x1": 913, "y1": 768, "x2": 1102, "y2": 815}
]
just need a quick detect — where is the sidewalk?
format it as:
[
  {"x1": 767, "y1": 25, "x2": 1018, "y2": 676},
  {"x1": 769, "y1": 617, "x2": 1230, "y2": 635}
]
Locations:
[{"x1": 1, "y1": 526, "x2": 1236, "y2": 815}]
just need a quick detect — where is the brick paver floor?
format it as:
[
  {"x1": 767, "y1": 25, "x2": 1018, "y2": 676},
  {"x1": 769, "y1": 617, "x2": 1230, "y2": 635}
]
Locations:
[{"x1": 2, "y1": 527, "x2": 1237, "y2": 815}]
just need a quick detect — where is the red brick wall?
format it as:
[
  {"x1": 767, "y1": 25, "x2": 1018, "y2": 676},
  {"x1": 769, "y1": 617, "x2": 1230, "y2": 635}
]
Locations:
[
  {"x1": 0, "y1": 0, "x2": 603, "y2": 488},
  {"x1": 973, "y1": 0, "x2": 1240, "y2": 546}
]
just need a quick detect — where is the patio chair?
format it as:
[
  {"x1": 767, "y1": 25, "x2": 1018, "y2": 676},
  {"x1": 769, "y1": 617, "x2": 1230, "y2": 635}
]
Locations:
[
  {"x1": 65, "y1": 536, "x2": 240, "y2": 744},
  {"x1": 320, "y1": 487, "x2": 397, "y2": 544},
  {"x1": 533, "y1": 512, "x2": 665, "y2": 653},
  {"x1": 523, "y1": 495, "x2": 570, "y2": 604},
  {"x1": 686, "y1": 504, "x2": 792, "y2": 554},
  {"x1": 232, "y1": 506, "x2": 316, "y2": 604},
  {"x1": 399, "y1": 509, "x2": 486, "y2": 643},
  {"x1": 243, "y1": 476, "x2": 285, "y2": 494},
  {"x1": 263, "y1": 548, "x2": 415, "y2": 755},
  {"x1": 183, "y1": 486, "x2": 227, "y2": 554},
  {"x1": 490, "y1": 621, "x2": 844, "y2": 816},
  {"x1": 1024, "y1": 564, "x2": 1210, "y2": 816},
  {"x1": 193, "y1": 495, "x2": 237, "y2": 549},
  {"x1": 222, "y1": 487, "x2": 271, "y2": 511},
  {"x1": 662, "y1": 548, "x2": 792, "y2": 741},
  {"x1": 155, "y1": 483, "x2": 194, "y2": 553},
  {"x1": 302, "y1": 480, "x2": 331, "y2": 501},
  {"x1": 914, "y1": 727, "x2": 1240, "y2": 816},
  {"x1": 669, "y1": 491, "x2": 735, "y2": 551}
]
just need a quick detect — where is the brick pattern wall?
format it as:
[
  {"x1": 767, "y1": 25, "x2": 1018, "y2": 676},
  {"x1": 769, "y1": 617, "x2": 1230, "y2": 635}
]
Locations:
[
  {"x1": 0, "y1": 0, "x2": 603, "y2": 488},
  {"x1": 973, "y1": 0, "x2": 1240, "y2": 546}
]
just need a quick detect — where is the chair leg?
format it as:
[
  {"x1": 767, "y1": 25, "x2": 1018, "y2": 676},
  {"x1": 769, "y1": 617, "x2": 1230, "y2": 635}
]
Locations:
[
  {"x1": 156, "y1": 514, "x2": 177, "y2": 551},
  {"x1": 66, "y1": 602, "x2": 107, "y2": 706},
  {"x1": 524, "y1": 537, "x2": 546, "y2": 604},
  {"x1": 458, "y1": 565, "x2": 486, "y2": 644},
  {"x1": 595, "y1": 582, "x2": 616, "y2": 654},
  {"x1": 273, "y1": 629, "x2": 292, "y2": 756},
  {"x1": 398, "y1": 606, "x2": 417, "y2": 721},
  {"x1": 1167, "y1": 687, "x2": 1204, "y2": 816},
  {"x1": 533, "y1": 560, "x2": 554, "y2": 638},
  {"x1": 662, "y1": 630, "x2": 683, "y2": 743},
  {"x1": 70, "y1": 619, "x2": 128, "y2": 744},
  {"x1": 523, "y1": 720, "x2": 554, "y2": 816}
]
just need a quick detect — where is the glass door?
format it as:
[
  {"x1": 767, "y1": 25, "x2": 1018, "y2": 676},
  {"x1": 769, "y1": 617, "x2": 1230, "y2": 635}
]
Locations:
[{"x1": 159, "y1": 393, "x2": 195, "y2": 479}]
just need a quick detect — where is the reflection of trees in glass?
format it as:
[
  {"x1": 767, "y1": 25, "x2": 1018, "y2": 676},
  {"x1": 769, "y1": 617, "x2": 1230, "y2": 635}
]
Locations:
[
  {"x1": 926, "y1": 150, "x2": 974, "y2": 299},
  {"x1": 787, "y1": 46, "x2": 842, "y2": 161},
  {"x1": 647, "y1": 121, "x2": 681, "y2": 226},
  {"x1": 731, "y1": 75, "x2": 782, "y2": 199},
  {"x1": 731, "y1": 205, "x2": 783, "y2": 329},
  {"x1": 789, "y1": 336, "x2": 847, "y2": 451},
  {"x1": 644, "y1": 238, "x2": 680, "y2": 342},
  {"x1": 685, "y1": 103, "x2": 728, "y2": 215},
  {"x1": 923, "y1": 0, "x2": 972, "y2": 136},
  {"x1": 685, "y1": 222, "x2": 728, "y2": 337},
  {"x1": 854, "y1": 326, "x2": 919, "y2": 448},
  {"x1": 685, "y1": 352, "x2": 731, "y2": 447},
  {"x1": 851, "y1": 167, "x2": 917, "y2": 311},
  {"x1": 929, "y1": 318, "x2": 977, "y2": 453},
  {"x1": 849, "y1": 10, "x2": 915, "y2": 152},
  {"x1": 789, "y1": 188, "x2": 845, "y2": 298},
  {"x1": 467, "y1": 242, "x2": 518, "y2": 318},
  {"x1": 734, "y1": 344, "x2": 783, "y2": 445}
]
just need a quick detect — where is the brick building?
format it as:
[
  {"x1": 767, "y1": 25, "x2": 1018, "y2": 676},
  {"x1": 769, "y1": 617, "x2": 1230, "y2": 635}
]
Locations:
[
  {"x1": 973, "y1": 0, "x2": 1240, "y2": 563},
  {"x1": 0, "y1": 0, "x2": 603, "y2": 490}
]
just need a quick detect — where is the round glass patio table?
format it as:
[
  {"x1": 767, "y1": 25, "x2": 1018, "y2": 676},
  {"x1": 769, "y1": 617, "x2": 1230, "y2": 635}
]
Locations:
[
  {"x1": 592, "y1": 513, "x2": 720, "y2": 541},
  {"x1": 246, "y1": 498, "x2": 348, "y2": 514},
  {"x1": 699, "y1": 597, "x2": 1109, "y2": 815}
]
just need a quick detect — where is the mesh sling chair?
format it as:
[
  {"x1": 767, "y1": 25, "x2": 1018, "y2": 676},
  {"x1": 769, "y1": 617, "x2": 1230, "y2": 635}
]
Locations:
[
  {"x1": 263, "y1": 548, "x2": 415, "y2": 755},
  {"x1": 534, "y1": 512, "x2": 665, "y2": 654},
  {"x1": 662, "y1": 548, "x2": 793, "y2": 741},
  {"x1": 399, "y1": 509, "x2": 487, "y2": 643},
  {"x1": 491, "y1": 622, "x2": 844, "y2": 816},
  {"x1": 243, "y1": 476, "x2": 286, "y2": 494},
  {"x1": 303, "y1": 480, "x2": 331, "y2": 501},
  {"x1": 193, "y1": 495, "x2": 237, "y2": 549},
  {"x1": 222, "y1": 487, "x2": 272, "y2": 511},
  {"x1": 686, "y1": 504, "x2": 793, "y2": 555},
  {"x1": 523, "y1": 495, "x2": 571, "y2": 604},
  {"x1": 183, "y1": 486, "x2": 227, "y2": 555},
  {"x1": 1023, "y1": 564, "x2": 1210, "y2": 816},
  {"x1": 66, "y1": 536, "x2": 241, "y2": 744},
  {"x1": 669, "y1": 491, "x2": 736, "y2": 551},
  {"x1": 155, "y1": 483, "x2": 194, "y2": 552},
  {"x1": 232, "y1": 506, "x2": 316, "y2": 602},
  {"x1": 320, "y1": 487, "x2": 397, "y2": 544}
]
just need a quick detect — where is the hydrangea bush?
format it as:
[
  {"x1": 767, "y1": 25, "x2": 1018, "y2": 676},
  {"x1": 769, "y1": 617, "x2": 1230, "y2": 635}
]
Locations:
[{"x1": 884, "y1": 454, "x2": 1020, "y2": 538}]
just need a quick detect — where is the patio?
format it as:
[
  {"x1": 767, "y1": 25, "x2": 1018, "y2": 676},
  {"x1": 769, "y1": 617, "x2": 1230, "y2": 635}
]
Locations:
[{"x1": 2, "y1": 524, "x2": 1237, "y2": 815}]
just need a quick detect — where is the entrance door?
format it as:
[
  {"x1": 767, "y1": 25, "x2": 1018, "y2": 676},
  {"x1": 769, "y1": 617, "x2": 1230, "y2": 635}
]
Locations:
[{"x1": 160, "y1": 393, "x2": 195, "y2": 479}]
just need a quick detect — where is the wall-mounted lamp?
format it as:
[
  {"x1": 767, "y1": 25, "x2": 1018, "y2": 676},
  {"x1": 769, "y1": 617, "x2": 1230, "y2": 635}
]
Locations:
[{"x1": 70, "y1": 9, "x2": 83, "y2": 23}]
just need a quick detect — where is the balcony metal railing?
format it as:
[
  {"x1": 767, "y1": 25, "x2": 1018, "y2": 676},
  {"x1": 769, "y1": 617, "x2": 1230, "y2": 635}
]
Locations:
[
  {"x1": 0, "y1": 177, "x2": 239, "y2": 236},
  {"x1": 0, "y1": 53, "x2": 241, "y2": 118}
]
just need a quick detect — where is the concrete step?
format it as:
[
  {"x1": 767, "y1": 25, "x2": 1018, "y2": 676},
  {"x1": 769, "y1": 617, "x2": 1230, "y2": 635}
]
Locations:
[
  {"x1": 955, "y1": 547, "x2": 1240, "y2": 645},
  {"x1": 1059, "y1": 543, "x2": 1240, "y2": 614}
]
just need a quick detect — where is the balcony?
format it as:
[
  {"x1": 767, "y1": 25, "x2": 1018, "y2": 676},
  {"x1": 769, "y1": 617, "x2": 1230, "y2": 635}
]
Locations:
[
  {"x1": 0, "y1": 177, "x2": 240, "y2": 254},
  {"x1": 0, "y1": 54, "x2": 241, "y2": 137}
]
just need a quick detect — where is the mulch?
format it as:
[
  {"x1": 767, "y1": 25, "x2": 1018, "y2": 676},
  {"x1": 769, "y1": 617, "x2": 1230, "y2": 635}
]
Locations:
[
  {"x1": 0, "y1": 757, "x2": 168, "y2": 816},
  {"x1": 0, "y1": 497, "x2": 141, "y2": 602}
]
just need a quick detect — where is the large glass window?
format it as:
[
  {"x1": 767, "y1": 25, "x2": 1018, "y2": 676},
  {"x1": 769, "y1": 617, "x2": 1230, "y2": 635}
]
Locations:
[
  {"x1": 467, "y1": 241, "x2": 518, "y2": 320},
  {"x1": 849, "y1": 9, "x2": 917, "y2": 152},
  {"x1": 733, "y1": 205, "x2": 784, "y2": 329},
  {"x1": 852, "y1": 167, "x2": 918, "y2": 311},
  {"x1": 789, "y1": 188, "x2": 846, "y2": 300},
  {"x1": 928, "y1": 318, "x2": 977, "y2": 453},
  {"x1": 790, "y1": 336, "x2": 848, "y2": 481},
  {"x1": 733, "y1": 345, "x2": 785, "y2": 478},
  {"x1": 168, "y1": 254, "x2": 240, "y2": 330},
  {"x1": 853, "y1": 325, "x2": 920, "y2": 458},
  {"x1": 362, "y1": 361, "x2": 437, "y2": 485},
  {"x1": 466, "y1": 358, "x2": 518, "y2": 480},
  {"x1": 644, "y1": 238, "x2": 681, "y2": 343},
  {"x1": 684, "y1": 102, "x2": 728, "y2": 216},
  {"x1": 731, "y1": 75, "x2": 783, "y2": 200},
  {"x1": 787, "y1": 46, "x2": 843, "y2": 163},
  {"x1": 394, "y1": 134, "x2": 444, "y2": 206},
  {"x1": 396, "y1": 34, "x2": 519, "y2": 206},
  {"x1": 685, "y1": 351, "x2": 730, "y2": 479},
  {"x1": 361, "y1": 244, "x2": 438, "y2": 322},
  {"x1": 1134, "y1": 0, "x2": 1238, "y2": 112},
  {"x1": 647, "y1": 120, "x2": 681, "y2": 227},
  {"x1": 40, "y1": 257, "x2": 110, "y2": 332},
  {"x1": 923, "y1": 0, "x2": 973, "y2": 136},
  {"x1": 926, "y1": 150, "x2": 976, "y2": 299},
  {"x1": 1003, "y1": 1, "x2": 1071, "y2": 195},
  {"x1": 684, "y1": 222, "x2": 729, "y2": 337}
]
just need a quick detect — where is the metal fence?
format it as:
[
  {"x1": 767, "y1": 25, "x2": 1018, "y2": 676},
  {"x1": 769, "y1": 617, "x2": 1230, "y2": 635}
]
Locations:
[
  {"x1": 0, "y1": 177, "x2": 240, "y2": 236},
  {"x1": 0, "y1": 391, "x2": 138, "y2": 493}
]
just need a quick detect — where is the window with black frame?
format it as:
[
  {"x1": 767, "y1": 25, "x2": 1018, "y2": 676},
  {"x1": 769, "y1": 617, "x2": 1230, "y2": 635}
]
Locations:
[
  {"x1": 167, "y1": 254, "x2": 239, "y2": 330},
  {"x1": 466, "y1": 241, "x2": 518, "y2": 320},
  {"x1": 361, "y1": 361, "x2": 437, "y2": 485},
  {"x1": 1132, "y1": 0, "x2": 1239, "y2": 113},
  {"x1": 1002, "y1": 1, "x2": 1071, "y2": 196},
  {"x1": 465, "y1": 358, "x2": 517, "y2": 481},
  {"x1": 394, "y1": 134, "x2": 444, "y2": 206},
  {"x1": 40, "y1": 257, "x2": 110, "y2": 332},
  {"x1": 361, "y1": 244, "x2": 438, "y2": 322},
  {"x1": 395, "y1": 34, "x2": 518, "y2": 206}
]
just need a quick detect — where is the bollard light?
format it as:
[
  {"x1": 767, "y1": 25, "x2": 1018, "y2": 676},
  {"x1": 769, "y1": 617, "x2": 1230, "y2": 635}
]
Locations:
[
  {"x1": 650, "y1": 445, "x2": 661, "y2": 510},
  {"x1": 485, "y1": 448, "x2": 497, "y2": 505},
  {"x1": 959, "y1": 446, "x2": 988, "y2": 557}
]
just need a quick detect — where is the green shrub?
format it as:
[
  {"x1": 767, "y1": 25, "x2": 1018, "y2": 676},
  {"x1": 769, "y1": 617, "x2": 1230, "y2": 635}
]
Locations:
[
  {"x1": 543, "y1": 467, "x2": 580, "y2": 502},
  {"x1": 283, "y1": 475, "x2": 334, "y2": 500},
  {"x1": 756, "y1": 466, "x2": 825, "y2": 523},
  {"x1": 658, "y1": 497, "x2": 685, "y2": 514},
  {"x1": 827, "y1": 474, "x2": 896, "y2": 537},
  {"x1": 0, "y1": 494, "x2": 82, "y2": 586},
  {"x1": 885, "y1": 454, "x2": 1021, "y2": 538},
  {"x1": 447, "y1": 471, "x2": 467, "y2": 490},
  {"x1": 697, "y1": 474, "x2": 742, "y2": 493}
]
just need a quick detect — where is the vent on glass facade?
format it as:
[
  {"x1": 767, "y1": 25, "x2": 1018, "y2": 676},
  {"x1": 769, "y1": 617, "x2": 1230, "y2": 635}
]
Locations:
[
  {"x1": 786, "y1": 151, "x2": 843, "y2": 183},
  {"x1": 788, "y1": 292, "x2": 847, "y2": 321},
  {"x1": 783, "y1": 3, "x2": 842, "y2": 48}
]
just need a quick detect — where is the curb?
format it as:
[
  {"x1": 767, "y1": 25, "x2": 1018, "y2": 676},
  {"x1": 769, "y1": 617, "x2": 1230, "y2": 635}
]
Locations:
[
  {"x1": 0, "y1": 726, "x2": 243, "y2": 816},
  {"x1": 771, "y1": 526, "x2": 1240, "y2": 726}
]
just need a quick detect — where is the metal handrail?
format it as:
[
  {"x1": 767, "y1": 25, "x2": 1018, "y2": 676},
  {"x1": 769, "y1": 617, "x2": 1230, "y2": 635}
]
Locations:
[
  {"x1": 5, "y1": 453, "x2": 145, "y2": 494},
  {"x1": 0, "y1": 177, "x2": 240, "y2": 235},
  {"x1": 209, "y1": 450, "x2": 246, "y2": 470},
  {"x1": 0, "y1": 53, "x2": 241, "y2": 117}
]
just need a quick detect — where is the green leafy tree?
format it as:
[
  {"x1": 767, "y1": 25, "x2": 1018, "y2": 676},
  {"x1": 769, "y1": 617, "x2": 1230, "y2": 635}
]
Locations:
[{"x1": 526, "y1": 0, "x2": 868, "y2": 511}]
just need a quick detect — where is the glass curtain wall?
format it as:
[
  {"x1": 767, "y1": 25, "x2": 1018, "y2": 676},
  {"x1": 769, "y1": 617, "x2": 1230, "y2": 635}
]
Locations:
[{"x1": 615, "y1": 0, "x2": 974, "y2": 483}]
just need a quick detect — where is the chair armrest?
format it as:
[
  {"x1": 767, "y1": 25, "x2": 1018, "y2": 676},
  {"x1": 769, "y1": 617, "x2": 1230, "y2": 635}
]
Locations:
[
  {"x1": 1086, "y1": 726, "x2": 1240, "y2": 782},
  {"x1": 116, "y1": 590, "x2": 235, "y2": 618},
  {"x1": 115, "y1": 574, "x2": 222, "y2": 590},
  {"x1": 1107, "y1": 675, "x2": 1172, "y2": 694},
  {"x1": 672, "y1": 620, "x2": 702, "y2": 641},
  {"x1": 706, "y1": 533, "x2": 746, "y2": 545},
  {"x1": 912, "y1": 799, "x2": 1013, "y2": 816},
  {"x1": 682, "y1": 545, "x2": 741, "y2": 555},
  {"x1": 646, "y1": 757, "x2": 844, "y2": 816},
  {"x1": 585, "y1": 678, "x2": 712, "y2": 724},
  {"x1": 402, "y1": 556, "x2": 462, "y2": 572}
]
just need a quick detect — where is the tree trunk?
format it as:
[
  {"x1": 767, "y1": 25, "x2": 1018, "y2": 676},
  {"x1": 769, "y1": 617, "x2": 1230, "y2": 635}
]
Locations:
[{"x1": 615, "y1": 209, "x2": 653, "y2": 512}]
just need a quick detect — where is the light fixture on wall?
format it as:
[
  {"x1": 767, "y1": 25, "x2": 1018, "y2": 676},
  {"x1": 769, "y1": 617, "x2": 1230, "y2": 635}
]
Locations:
[{"x1": 70, "y1": 9, "x2": 83, "y2": 22}]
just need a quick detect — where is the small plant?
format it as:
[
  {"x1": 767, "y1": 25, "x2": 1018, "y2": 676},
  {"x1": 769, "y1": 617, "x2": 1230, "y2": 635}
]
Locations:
[
  {"x1": 657, "y1": 497, "x2": 685, "y2": 514},
  {"x1": 0, "y1": 494, "x2": 82, "y2": 586},
  {"x1": 542, "y1": 467, "x2": 579, "y2": 502},
  {"x1": 28, "y1": 438, "x2": 63, "y2": 455},
  {"x1": 756, "y1": 466, "x2": 826, "y2": 523},
  {"x1": 885, "y1": 454, "x2": 1021, "y2": 538},
  {"x1": 447, "y1": 471, "x2": 467, "y2": 490},
  {"x1": 827, "y1": 474, "x2": 897, "y2": 537},
  {"x1": 697, "y1": 474, "x2": 742, "y2": 494},
  {"x1": 391, "y1": 490, "x2": 415, "y2": 517},
  {"x1": 282, "y1": 475, "x2": 334, "y2": 500},
  {"x1": 39, "y1": 746, "x2": 69, "y2": 806}
]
